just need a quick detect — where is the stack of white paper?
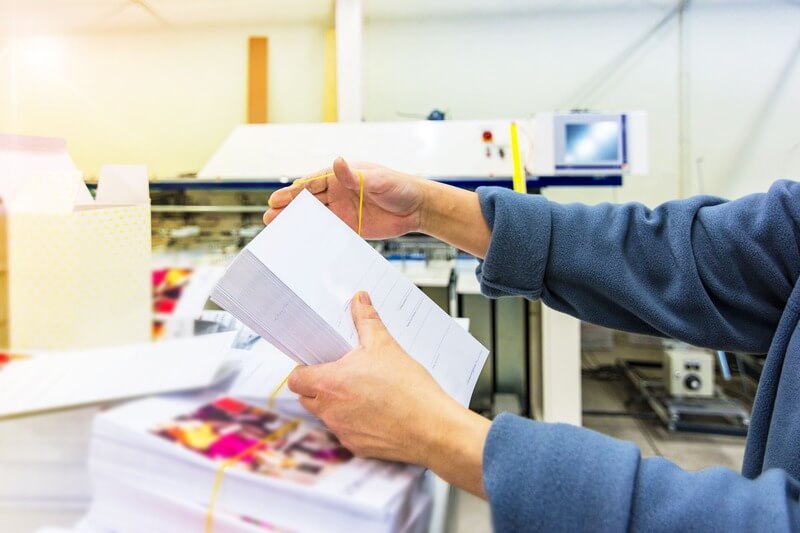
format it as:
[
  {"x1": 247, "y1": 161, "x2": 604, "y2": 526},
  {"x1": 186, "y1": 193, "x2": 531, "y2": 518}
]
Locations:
[
  {"x1": 0, "y1": 332, "x2": 236, "y2": 419},
  {"x1": 212, "y1": 190, "x2": 489, "y2": 406},
  {"x1": 82, "y1": 392, "x2": 432, "y2": 533}
]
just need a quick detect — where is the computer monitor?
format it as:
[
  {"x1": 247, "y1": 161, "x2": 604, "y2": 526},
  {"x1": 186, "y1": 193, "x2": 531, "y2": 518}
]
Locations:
[{"x1": 553, "y1": 113, "x2": 627, "y2": 174}]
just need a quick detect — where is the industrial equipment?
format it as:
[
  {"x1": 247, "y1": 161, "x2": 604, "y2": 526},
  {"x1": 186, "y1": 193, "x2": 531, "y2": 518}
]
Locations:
[
  {"x1": 529, "y1": 111, "x2": 649, "y2": 180},
  {"x1": 664, "y1": 349, "x2": 715, "y2": 398},
  {"x1": 621, "y1": 349, "x2": 750, "y2": 436}
]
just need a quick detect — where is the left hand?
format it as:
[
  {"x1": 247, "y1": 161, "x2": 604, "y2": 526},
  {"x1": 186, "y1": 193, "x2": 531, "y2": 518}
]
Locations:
[
  {"x1": 288, "y1": 291, "x2": 490, "y2": 498},
  {"x1": 288, "y1": 291, "x2": 461, "y2": 465}
]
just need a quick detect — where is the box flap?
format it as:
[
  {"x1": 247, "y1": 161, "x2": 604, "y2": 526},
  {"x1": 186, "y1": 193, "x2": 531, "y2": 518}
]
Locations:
[{"x1": 0, "y1": 134, "x2": 85, "y2": 213}]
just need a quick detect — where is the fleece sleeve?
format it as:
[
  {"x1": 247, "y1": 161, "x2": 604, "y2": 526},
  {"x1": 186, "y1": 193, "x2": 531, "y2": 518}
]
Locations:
[
  {"x1": 484, "y1": 413, "x2": 800, "y2": 533},
  {"x1": 475, "y1": 180, "x2": 800, "y2": 353}
]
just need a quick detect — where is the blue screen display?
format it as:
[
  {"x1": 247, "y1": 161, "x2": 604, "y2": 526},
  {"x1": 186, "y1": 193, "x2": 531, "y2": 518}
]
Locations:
[{"x1": 564, "y1": 121, "x2": 620, "y2": 164}]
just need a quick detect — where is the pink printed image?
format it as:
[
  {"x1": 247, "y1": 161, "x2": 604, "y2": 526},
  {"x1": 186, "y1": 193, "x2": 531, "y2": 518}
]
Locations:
[{"x1": 151, "y1": 397, "x2": 352, "y2": 486}]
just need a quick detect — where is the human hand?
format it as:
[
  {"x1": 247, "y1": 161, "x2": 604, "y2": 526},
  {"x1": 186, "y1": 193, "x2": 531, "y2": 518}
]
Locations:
[
  {"x1": 287, "y1": 291, "x2": 490, "y2": 497},
  {"x1": 264, "y1": 158, "x2": 428, "y2": 240}
]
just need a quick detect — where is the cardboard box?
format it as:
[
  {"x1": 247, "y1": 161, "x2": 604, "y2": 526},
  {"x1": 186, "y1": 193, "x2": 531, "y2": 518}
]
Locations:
[{"x1": 0, "y1": 135, "x2": 151, "y2": 350}]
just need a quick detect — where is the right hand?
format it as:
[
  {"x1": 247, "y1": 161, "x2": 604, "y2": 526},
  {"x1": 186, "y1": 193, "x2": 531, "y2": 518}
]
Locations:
[{"x1": 264, "y1": 158, "x2": 427, "y2": 239}]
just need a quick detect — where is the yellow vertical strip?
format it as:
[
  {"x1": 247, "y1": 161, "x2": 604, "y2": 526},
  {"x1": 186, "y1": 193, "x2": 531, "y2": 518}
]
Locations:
[
  {"x1": 510, "y1": 122, "x2": 526, "y2": 193},
  {"x1": 322, "y1": 29, "x2": 338, "y2": 122},
  {"x1": 247, "y1": 36, "x2": 268, "y2": 123}
]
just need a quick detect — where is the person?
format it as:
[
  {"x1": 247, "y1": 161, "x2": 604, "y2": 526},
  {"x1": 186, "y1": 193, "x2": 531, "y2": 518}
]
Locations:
[{"x1": 264, "y1": 157, "x2": 800, "y2": 532}]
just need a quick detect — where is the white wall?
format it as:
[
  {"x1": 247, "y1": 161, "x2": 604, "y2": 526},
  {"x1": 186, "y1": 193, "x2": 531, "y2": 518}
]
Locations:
[
  {"x1": 1, "y1": 2, "x2": 798, "y2": 202},
  {"x1": 687, "y1": 4, "x2": 800, "y2": 199},
  {"x1": 0, "y1": 23, "x2": 325, "y2": 178},
  {"x1": 365, "y1": 2, "x2": 800, "y2": 205}
]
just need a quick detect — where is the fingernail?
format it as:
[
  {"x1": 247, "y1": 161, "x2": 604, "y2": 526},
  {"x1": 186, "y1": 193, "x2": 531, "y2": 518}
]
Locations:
[{"x1": 358, "y1": 291, "x2": 371, "y2": 305}]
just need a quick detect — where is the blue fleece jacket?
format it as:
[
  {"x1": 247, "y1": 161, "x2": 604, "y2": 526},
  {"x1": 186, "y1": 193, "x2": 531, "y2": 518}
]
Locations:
[{"x1": 474, "y1": 180, "x2": 800, "y2": 532}]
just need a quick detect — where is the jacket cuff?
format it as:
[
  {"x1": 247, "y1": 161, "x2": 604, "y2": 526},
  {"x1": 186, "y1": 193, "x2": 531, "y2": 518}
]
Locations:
[
  {"x1": 483, "y1": 413, "x2": 640, "y2": 532},
  {"x1": 475, "y1": 187, "x2": 551, "y2": 299}
]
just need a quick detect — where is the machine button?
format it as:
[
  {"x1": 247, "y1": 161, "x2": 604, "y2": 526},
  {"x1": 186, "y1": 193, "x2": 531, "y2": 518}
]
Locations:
[{"x1": 684, "y1": 375, "x2": 702, "y2": 391}]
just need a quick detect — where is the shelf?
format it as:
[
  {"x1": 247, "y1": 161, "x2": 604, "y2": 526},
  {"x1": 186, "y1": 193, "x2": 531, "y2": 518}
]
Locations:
[
  {"x1": 87, "y1": 176, "x2": 621, "y2": 192},
  {"x1": 151, "y1": 205, "x2": 267, "y2": 214},
  {"x1": 86, "y1": 179, "x2": 282, "y2": 191}
]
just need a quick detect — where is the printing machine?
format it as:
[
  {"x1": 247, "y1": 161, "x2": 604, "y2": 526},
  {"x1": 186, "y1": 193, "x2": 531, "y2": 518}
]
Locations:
[{"x1": 150, "y1": 114, "x2": 649, "y2": 424}]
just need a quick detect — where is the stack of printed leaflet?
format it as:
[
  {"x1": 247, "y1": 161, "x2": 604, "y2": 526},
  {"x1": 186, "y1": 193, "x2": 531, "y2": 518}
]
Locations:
[{"x1": 80, "y1": 390, "x2": 433, "y2": 533}]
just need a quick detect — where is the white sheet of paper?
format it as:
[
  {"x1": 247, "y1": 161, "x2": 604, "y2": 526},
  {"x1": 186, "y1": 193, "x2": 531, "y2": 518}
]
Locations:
[
  {"x1": 171, "y1": 266, "x2": 225, "y2": 318},
  {"x1": 217, "y1": 190, "x2": 489, "y2": 406},
  {"x1": 227, "y1": 342, "x2": 297, "y2": 400},
  {"x1": 454, "y1": 317, "x2": 470, "y2": 331},
  {"x1": 0, "y1": 332, "x2": 236, "y2": 419}
]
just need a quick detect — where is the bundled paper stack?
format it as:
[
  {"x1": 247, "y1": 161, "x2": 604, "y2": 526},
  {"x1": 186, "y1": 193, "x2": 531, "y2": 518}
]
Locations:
[
  {"x1": 212, "y1": 189, "x2": 489, "y2": 406},
  {"x1": 33, "y1": 184, "x2": 487, "y2": 532},
  {"x1": 81, "y1": 392, "x2": 433, "y2": 533}
]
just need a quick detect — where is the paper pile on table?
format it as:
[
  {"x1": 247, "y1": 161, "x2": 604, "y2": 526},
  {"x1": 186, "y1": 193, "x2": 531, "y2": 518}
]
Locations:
[{"x1": 80, "y1": 392, "x2": 432, "y2": 533}]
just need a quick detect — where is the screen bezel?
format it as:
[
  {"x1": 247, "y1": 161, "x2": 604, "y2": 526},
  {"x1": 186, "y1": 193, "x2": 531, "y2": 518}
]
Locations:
[{"x1": 553, "y1": 113, "x2": 627, "y2": 171}]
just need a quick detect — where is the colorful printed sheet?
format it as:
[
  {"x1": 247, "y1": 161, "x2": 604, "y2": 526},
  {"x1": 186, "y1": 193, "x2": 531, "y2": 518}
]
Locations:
[{"x1": 151, "y1": 396, "x2": 352, "y2": 486}]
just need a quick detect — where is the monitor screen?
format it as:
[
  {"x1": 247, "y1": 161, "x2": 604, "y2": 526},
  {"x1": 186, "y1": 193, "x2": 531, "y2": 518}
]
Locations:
[{"x1": 563, "y1": 121, "x2": 621, "y2": 164}]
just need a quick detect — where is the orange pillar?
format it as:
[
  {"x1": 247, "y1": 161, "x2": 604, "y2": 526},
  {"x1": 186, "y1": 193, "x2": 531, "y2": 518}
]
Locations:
[{"x1": 247, "y1": 36, "x2": 268, "y2": 123}]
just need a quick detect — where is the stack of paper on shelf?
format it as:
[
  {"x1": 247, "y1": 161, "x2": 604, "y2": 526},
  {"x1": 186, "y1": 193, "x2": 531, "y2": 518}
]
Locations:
[
  {"x1": 212, "y1": 189, "x2": 489, "y2": 406},
  {"x1": 82, "y1": 392, "x2": 432, "y2": 533}
]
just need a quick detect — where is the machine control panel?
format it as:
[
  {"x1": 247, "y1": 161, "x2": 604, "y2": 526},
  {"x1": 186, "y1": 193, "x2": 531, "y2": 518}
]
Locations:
[{"x1": 664, "y1": 349, "x2": 715, "y2": 398}]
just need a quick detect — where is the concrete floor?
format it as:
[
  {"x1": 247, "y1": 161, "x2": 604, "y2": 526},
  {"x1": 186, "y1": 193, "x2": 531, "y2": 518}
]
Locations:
[{"x1": 448, "y1": 341, "x2": 748, "y2": 533}]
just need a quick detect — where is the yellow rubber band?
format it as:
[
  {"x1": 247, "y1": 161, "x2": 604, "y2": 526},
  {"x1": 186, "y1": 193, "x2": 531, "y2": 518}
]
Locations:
[
  {"x1": 208, "y1": 168, "x2": 365, "y2": 532},
  {"x1": 357, "y1": 171, "x2": 364, "y2": 237},
  {"x1": 292, "y1": 169, "x2": 365, "y2": 237},
  {"x1": 205, "y1": 419, "x2": 301, "y2": 533},
  {"x1": 268, "y1": 367, "x2": 295, "y2": 410}
]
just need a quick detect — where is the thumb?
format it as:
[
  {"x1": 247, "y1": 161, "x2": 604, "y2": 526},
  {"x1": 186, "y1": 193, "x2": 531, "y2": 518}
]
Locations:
[
  {"x1": 287, "y1": 363, "x2": 330, "y2": 398},
  {"x1": 333, "y1": 157, "x2": 361, "y2": 191},
  {"x1": 351, "y1": 291, "x2": 388, "y2": 347}
]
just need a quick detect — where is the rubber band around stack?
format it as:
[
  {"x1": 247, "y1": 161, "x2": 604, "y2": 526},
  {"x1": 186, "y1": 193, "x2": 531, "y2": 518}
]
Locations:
[{"x1": 205, "y1": 169, "x2": 366, "y2": 533}]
